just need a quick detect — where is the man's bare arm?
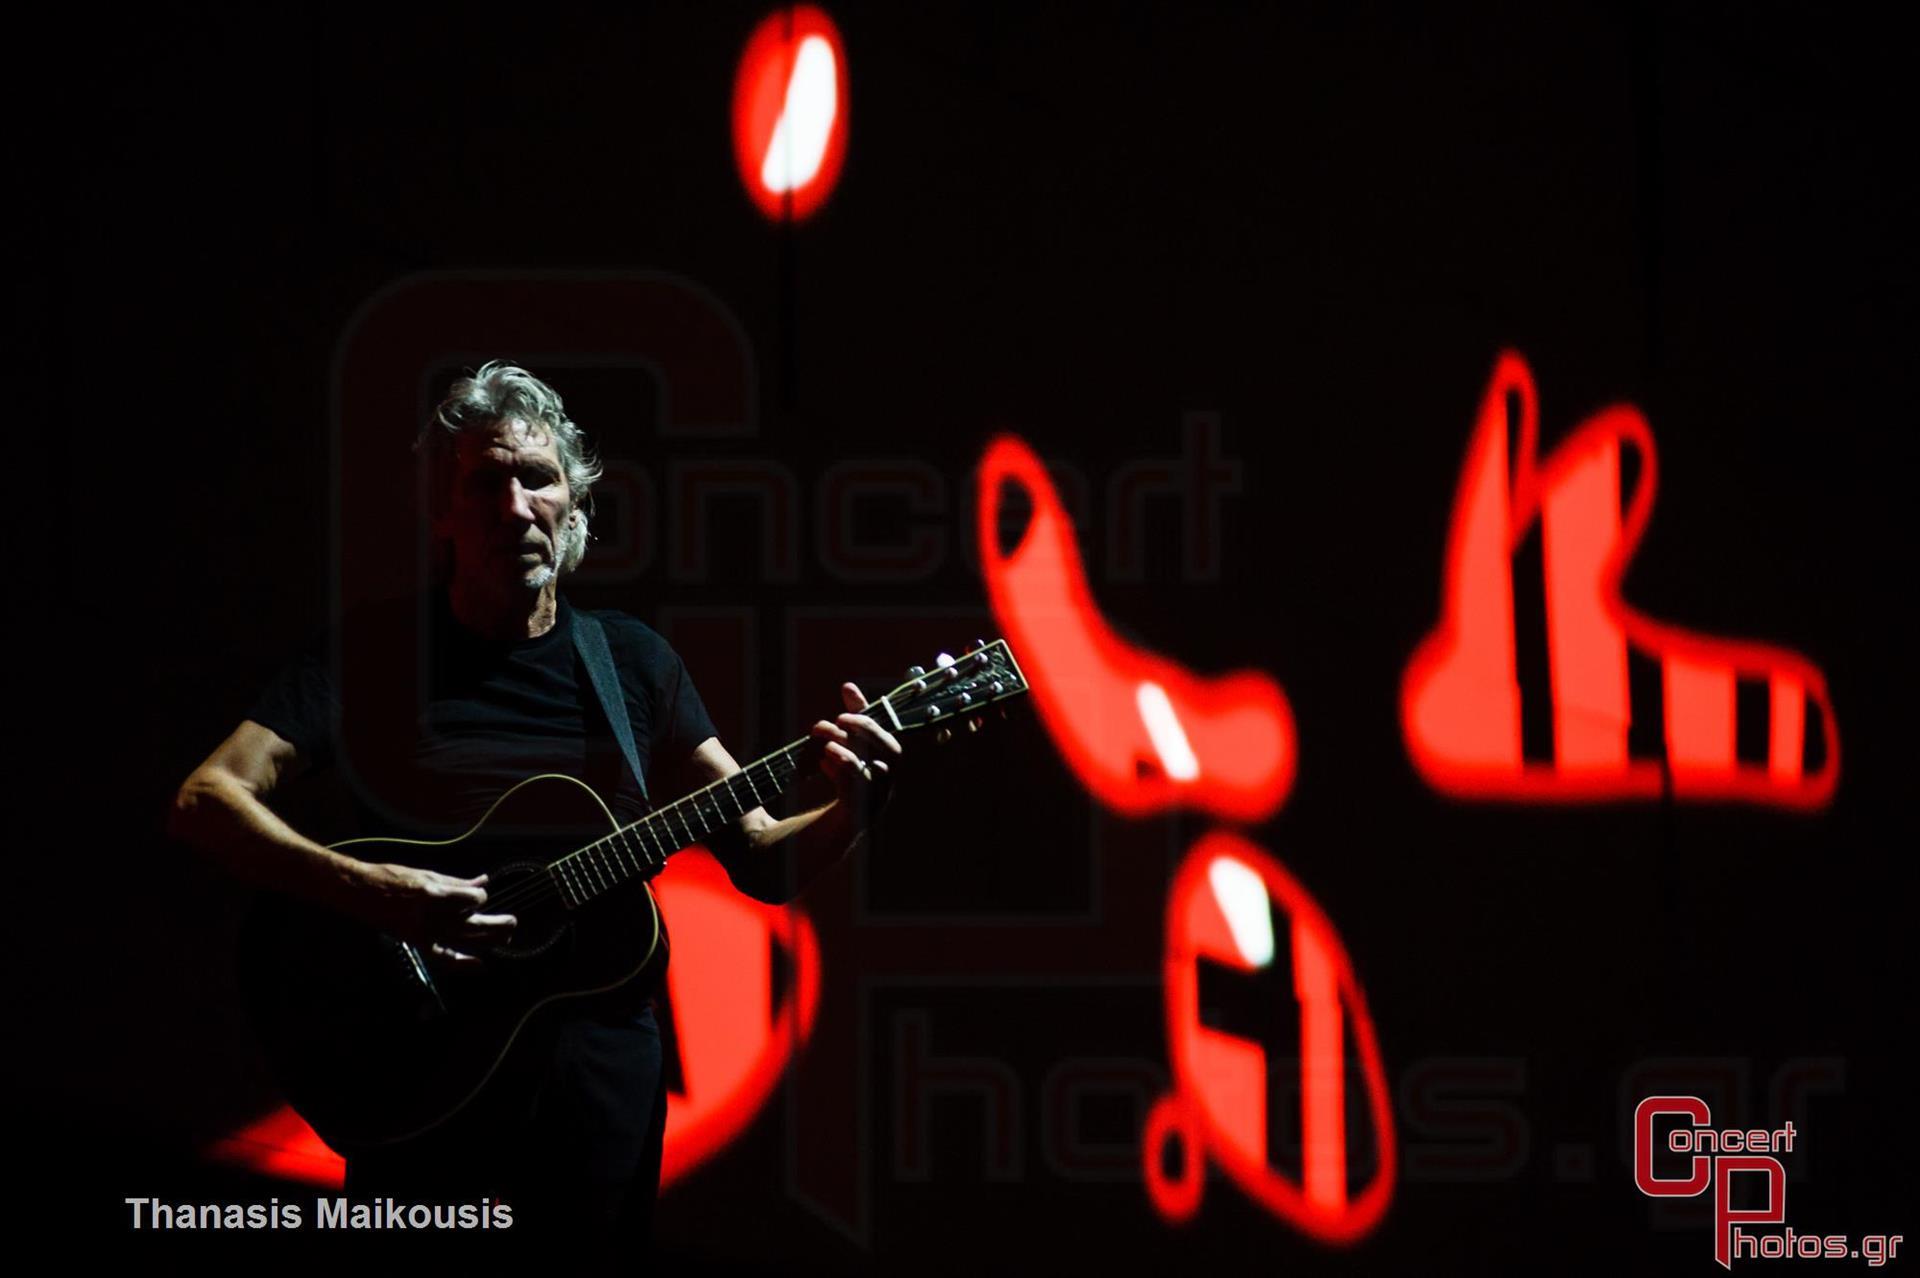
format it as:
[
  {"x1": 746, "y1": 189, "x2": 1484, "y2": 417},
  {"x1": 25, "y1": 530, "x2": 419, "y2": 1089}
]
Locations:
[
  {"x1": 683, "y1": 682, "x2": 901, "y2": 905},
  {"x1": 169, "y1": 721, "x2": 516, "y2": 961},
  {"x1": 683, "y1": 736, "x2": 847, "y2": 904}
]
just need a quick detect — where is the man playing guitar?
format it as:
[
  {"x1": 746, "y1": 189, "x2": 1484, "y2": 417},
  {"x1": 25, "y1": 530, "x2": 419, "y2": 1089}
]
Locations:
[{"x1": 169, "y1": 361, "x2": 903, "y2": 1242}]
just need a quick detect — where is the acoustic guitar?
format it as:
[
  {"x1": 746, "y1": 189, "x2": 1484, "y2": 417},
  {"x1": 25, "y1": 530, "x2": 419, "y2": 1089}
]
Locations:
[{"x1": 239, "y1": 639, "x2": 1028, "y2": 1152}]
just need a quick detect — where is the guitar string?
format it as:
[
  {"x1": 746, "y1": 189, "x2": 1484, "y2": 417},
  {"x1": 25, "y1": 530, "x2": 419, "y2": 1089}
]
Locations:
[
  {"x1": 480, "y1": 752, "x2": 802, "y2": 909},
  {"x1": 472, "y1": 744, "x2": 807, "y2": 916},
  {"x1": 433, "y1": 665, "x2": 997, "y2": 920},
  {"x1": 470, "y1": 676, "x2": 935, "y2": 915}
]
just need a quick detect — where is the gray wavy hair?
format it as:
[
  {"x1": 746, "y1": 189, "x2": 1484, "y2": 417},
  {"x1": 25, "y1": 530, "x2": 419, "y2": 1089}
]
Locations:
[{"x1": 416, "y1": 361, "x2": 605, "y2": 576}]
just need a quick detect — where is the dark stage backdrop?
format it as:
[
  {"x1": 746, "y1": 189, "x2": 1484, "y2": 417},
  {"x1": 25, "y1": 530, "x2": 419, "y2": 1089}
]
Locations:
[{"x1": 30, "y1": 2, "x2": 1912, "y2": 1271}]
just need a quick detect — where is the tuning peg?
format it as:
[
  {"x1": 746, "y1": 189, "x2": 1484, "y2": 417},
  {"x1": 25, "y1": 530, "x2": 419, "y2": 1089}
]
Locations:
[
  {"x1": 973, "y1": 639, "x2": 989, "y2": 652},
  {"x1": 968, "y1": 716, "x2": 984, "y2": 733},
  {"x1": 935, "y1": 653, "x2": 956, "y2": 668},
  {"x1": 935, "y1": 727, "x2": 954, "y2": 744},
  {"x1": 906, "y1": 665, "x2": 926, "y2": 679}
]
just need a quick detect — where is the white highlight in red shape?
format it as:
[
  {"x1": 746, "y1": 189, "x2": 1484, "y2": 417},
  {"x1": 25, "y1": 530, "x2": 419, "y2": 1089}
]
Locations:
[
  {"x1": 1138, "y1": 681, "x2": 1201, "y2": 781},
  {"x1": 733, "y1": 7, "x2": 850, "y2": 221},
  {"x1": 1207, "y1": 855, "x2": 1274, "y2": 968},
  {"x1": 761, "y1": 37, "x2": 837, "y2": 193}
]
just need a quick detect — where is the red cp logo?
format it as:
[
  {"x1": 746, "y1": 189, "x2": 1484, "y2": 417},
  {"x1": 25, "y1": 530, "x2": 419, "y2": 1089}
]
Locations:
[{"x1": 1635, "y1": 1096, "x2": 1790, "y2": 1270}]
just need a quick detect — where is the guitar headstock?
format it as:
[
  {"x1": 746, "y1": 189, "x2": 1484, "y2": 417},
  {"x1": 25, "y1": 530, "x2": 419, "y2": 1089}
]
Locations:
[{"x1": 875, "y1": 639, "x2": 1029, "y2": 743}]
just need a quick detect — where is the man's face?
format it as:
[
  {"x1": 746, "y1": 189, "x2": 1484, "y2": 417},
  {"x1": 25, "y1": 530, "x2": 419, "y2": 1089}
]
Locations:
[{"x1": 436, "y1": 416, "x2": 573, "y2": 591}]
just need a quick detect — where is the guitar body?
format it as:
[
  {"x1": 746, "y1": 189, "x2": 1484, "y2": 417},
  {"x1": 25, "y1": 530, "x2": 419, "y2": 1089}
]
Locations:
[
  {"x1": 232, "y1": 637, "x2": 1031, "y2": 1158},
  {"x1": 238, "y1": 773, "x2": 664, "y2": 1154}
]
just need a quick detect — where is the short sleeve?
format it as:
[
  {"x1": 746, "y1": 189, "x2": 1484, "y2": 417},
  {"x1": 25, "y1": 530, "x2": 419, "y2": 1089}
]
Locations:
[
  {"x1": 245, "y1": 647, "x2": 339, "y2": 769},
  {"x1": 656, "y1": 645, "x2": 719, "y2": 768}
]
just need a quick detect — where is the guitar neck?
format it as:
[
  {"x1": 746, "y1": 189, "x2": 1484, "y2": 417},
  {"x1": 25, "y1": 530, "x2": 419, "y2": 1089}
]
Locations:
[
  {"x1": 539, "y1": 639, "x2": 1025, "y2": 910},
  {"x1": 543, "y1": 732, "x2": 821, "y2": 909}
]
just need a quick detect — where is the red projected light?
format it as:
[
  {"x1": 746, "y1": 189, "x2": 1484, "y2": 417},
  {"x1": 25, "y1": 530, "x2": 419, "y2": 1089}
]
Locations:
[
  {"x1": 1144, "y1": 832, "x2": 1396, "y2": 1242},
  {"x1": 732, "y1": 6, "x2": 850, "y2": 222},
  {"x1": 206, "y1": 1106, "x2": 345, "y2": 1189},
  {"x1": 207, "y1": 850, "x2": 819, "y2": 1192},
  {"x1": 1402, "y1": 350, "x2": 1838, "y2": 808},
  {"x1": 977, "y1": 434, "x2": 1296, "y2": 822},
  {"x1": 654, "y1": 849, "x2": 821, "y2": 1188}
]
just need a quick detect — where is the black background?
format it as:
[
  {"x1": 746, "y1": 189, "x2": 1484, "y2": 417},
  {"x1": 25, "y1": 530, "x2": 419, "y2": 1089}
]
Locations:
[{"x1": 30, "y1": 1, "x2": 1913, "y2": 1271}]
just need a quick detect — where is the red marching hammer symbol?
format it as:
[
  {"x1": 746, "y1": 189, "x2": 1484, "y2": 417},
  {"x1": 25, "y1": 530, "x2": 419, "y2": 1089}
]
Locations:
[
  {"x1": 977, "y1": 435, "x2": 1396, "y2": 1245},
  {"x1": 1402, "y1": 350, "x2": 1838, "y2": 809},
  {"x1": 1142, "y1": 834, "x2": 1396, "y2": 1241}
]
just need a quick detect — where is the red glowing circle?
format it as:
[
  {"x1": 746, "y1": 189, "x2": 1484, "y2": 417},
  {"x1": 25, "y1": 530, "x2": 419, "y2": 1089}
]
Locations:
[{"x1": 732, "y1": 6, "x2": 850, "y2": 222}]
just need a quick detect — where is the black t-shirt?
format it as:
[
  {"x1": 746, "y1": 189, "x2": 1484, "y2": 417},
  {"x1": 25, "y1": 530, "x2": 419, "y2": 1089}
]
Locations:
[
  {"x1": 247, "y1": 590, "x2": 718, "y2": 851},
  {"x1": 244, "y1": 589, "x2": 709, "y2": 1208}
]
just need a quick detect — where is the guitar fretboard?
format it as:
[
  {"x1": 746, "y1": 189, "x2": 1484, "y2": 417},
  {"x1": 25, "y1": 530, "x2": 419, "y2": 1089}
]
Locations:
[{"x1": 545, "y1": 738, "x2": 812, "y2": 908}]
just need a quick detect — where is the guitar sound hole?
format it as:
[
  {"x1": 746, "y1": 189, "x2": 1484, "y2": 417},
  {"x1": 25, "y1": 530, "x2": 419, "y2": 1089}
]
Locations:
[{"x1": 485, "y1": 860, "x2": 572, "y2": 959}]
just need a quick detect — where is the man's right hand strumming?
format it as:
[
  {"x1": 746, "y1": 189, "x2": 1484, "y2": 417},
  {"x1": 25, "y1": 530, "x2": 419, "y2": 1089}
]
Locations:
[
  {"x1": 346, "y1": 863, "x2": 517, "y2": 967},
  {"x1": 170, "y1": 720, "x2": 515, "y2": 966}
]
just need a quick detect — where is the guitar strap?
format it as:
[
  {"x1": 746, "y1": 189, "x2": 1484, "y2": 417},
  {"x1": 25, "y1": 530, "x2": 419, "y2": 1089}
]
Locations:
[{"x1": 571, "y1": 608, "x2": 652, "y2": 809}]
